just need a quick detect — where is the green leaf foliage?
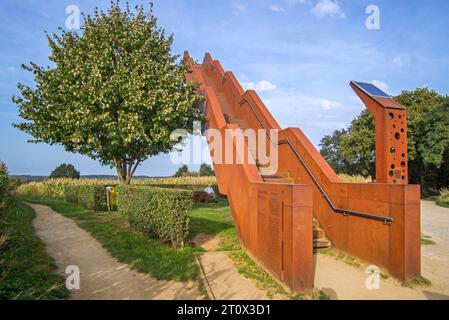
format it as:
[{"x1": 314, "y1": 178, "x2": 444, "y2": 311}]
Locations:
[
  {"x1": 0, "y1": 161, "x2": 11, "y2": 209},
  {"x1": 64, "y1": 184, "x2": 107, "y2": 211},
  {"x1": 117, "y1": 185, "x2": 193, "y2": 247},
  {"x1": 13, "y1": 1, "x2": 203, "y2": 184},
  {"x1": 319, "y1": 88, "x2": 449, "y2": 192},
  {"x1": 199, "y1": 163, "x2": 214, "y2": 177},
  {"x1": 50, "y1": 163, "x2": 80, "y2": 179}
]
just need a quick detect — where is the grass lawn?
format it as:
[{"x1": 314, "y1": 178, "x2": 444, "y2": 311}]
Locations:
[
  {"x1": 0, "y1": 201, "x2": 69, "y2": 300},
  {"x1": 189, "y1": 195, "x2": 240, "y2": 251}
]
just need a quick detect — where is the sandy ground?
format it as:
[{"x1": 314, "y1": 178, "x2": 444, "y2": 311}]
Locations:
[
  {"x1": 29, "y1": 203, "x2": 201, "y2": 300},
  {"x1": 197, "y1": 252, "x2": 267, "y2": 300},
  {"x1": 313, "y1": 200, "x2": 449, "y2": 300},
  {"x1": 421, "y1": 200, "x2": 449, "y2": 297},
  {"x1": 29, "y1": 200, "x2": 449, "y2": 300}
]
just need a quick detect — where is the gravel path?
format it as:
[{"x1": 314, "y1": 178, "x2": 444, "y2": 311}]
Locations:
[
  {"x1": 313, "y1": 200, "x2": 449, "y2": 300},
  {"x1": 421, "y1": 200, "x2": 449, "y2": 297},
  {"x1": 28, "y1": 200, "x2": 449, "y2": 300},
  {"x1": 29, "y1": 203, "x2": 201, "y2": 300}
]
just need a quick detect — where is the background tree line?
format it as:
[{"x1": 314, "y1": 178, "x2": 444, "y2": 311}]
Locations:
[
  {"x1": 174, "y1": 164, "x2": 215, "y2": 177},
  {"x1": 319, "y1": 88, "x2": 449, "y2": 194}
]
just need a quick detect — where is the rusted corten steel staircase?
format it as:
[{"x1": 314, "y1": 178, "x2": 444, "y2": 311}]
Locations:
[{"x1": 184, "y1": 52, "x2": 421, "y2": 294}]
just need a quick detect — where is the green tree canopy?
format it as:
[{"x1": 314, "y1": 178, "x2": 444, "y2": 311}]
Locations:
[
  {"x1": 174, "y1": 165, "x2": 189, "y2": 178},
  {"x1": 13, "y1": 1, "x2": 203, "y2": 184},
  {"x1": 199, "y1": 163, "x2": 214, "y2": 177},
  {"x1": 49, "y1": 163, "x2": 80, "y2": 179}
]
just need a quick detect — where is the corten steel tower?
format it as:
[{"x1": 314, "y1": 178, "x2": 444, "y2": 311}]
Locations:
[
  {"x1": 350, "y1": 81, "x2": 408, "y2": 184},
  {"x1": 185, "y1": 52, "x2": 421, "y2": 294}
]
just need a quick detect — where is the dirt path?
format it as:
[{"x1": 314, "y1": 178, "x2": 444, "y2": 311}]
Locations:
[
  {"x1": 29, "y1": 203, "x2": 201, "y2": 300},
  {"x1": 314, "y1": 254, "x2": 431, "y2": 300}
]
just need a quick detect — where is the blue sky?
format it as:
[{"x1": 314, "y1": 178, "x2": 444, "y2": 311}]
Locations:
[{"x1": 1, "y1": 0, "x2": 448, "y2": 176}]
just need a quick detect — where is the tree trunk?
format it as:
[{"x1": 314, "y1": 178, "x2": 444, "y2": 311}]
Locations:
[{"x1": 115, "y1": 159, "x2": 140, "y2": 185}]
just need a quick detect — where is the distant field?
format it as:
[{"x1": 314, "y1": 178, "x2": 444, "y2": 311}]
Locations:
[{"x1": 10, "y1": 175, "x2": 163, "y2": 183}]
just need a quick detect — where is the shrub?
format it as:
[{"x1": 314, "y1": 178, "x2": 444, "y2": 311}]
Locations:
[
  {"x1": 50, "y1": 163, "x2": 80, "y2": 179},
  {"x1": 63, "y1": 185, "x2": 79, "y2": 203},
  {"x1": 117, "y1": 186, "x2": 193, "y2": 247},
  {"x1": 437, "y1": 188, "x2": 449, "y2": 208},
  {"x1": 0, "y1": 161, "x2": 11, "y2": 209},
  {"x1": 64, "y1": 185, "x2": 107, "y2": 211},
  {"x1": 199, "y1": 163, "x2": 215, "y2": 177}
]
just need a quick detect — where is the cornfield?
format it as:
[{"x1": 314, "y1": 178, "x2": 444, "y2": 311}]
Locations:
[
  {"x1": 338, "y1": 174, "x2": 373, "y2": 184},
  {"x1": 17, "y1": 177, "x2": 217, "y2": 198}
]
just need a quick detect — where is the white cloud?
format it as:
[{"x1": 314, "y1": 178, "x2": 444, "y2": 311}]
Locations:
[
  {"x1": 264, "y1": 91, "x2": 341, "y2": 112},
  {"x1": 232, "y1": 3, "x2": 246, "y2": 16},
  {"x1": 269, "y1": 4, "x2": 285, "y2": 12},
  {"x1": 392, "y1": 54, "x2": 410, "y2": 67},
  {"x1": 371, "y1": 80, "x2": 389, "y2": 94},
  {"x1": 311, "y1": 0, "x2": 345, "y2": 18},
  {"x1": 320, "y1": 99, "x2": 341, "y2": 110},
  {"x1": 243, "y1": 80, "x2": 277, "y2": 91}
]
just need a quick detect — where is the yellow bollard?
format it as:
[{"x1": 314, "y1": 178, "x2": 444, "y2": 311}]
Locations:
[{"x1": 106, "y1": 186, "x2": 117, "y2": 211}]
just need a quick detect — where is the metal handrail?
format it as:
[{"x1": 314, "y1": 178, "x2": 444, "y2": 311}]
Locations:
[{"x1": 239, "y1": 97, "x2": 393, "y2": 224}]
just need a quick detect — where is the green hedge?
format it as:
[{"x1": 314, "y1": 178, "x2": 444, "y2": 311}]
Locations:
[
  {"x1": 64, "y1": 185, "x2": 106, "y2": 211},
  {"x1": 117, "y1": 186, "x2": 193, "y2": 247}
]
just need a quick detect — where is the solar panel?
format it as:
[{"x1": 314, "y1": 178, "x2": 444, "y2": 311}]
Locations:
[{"x1": 351, "y1": 81, "x2": 391, "y2": 98}]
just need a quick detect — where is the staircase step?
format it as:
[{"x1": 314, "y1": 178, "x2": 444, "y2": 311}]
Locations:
[
  {"x1": 262, "y1": 177, "x2": 295, "y2": 183},
  {"x1": 261, "y1": 172, "x2": 291, "y2": 179},
  {"x1": 313, "y1": 228, "x2": 325, "y2": 239},
  {"x1": 314, "y1": 239, "x2": 332, "y2": 249}
]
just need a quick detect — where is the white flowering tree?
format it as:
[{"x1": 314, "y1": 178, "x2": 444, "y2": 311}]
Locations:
[{"x1": 13, "y1": 2, "x2": 203, "y2": 184}]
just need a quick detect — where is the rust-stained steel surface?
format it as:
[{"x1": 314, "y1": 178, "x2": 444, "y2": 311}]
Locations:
[{"x1": 184, "y1": 52, "x2": 421, "y2": 293}]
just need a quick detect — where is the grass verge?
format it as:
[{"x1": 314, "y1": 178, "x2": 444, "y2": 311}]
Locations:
[
  {"x1": 0, "y1": 200, "x2": 69, "y2": 300},
  {"x1": 191, "y1": 196, "x2": 329, "y2": 300},
  {"x1": 402, "y1": 276, "x2": 432, "y2": 288},
  {"x1": 436, "y1": 200, "x2": 449, "y2": 208},
  {"x1": 421, "y1": 235, "x2": 436, "y2": 245},
  {"x1": 314, "y1": 248, "x2": 390, "y2": 280},
  {"x1": 19, "y1": 195, "x2": 200, "y2": 282},
  {"x1": 189, "y1": 196, "x2": 239, "y2": 251}
]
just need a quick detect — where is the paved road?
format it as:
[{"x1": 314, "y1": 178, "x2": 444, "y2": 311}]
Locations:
[{"x1": 29, "y1": 203, "x2": 201, "y2": 300}]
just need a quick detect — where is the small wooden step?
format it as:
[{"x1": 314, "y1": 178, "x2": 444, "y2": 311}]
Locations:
[
  {"x1": 313, "y1": 228, "x2": 325, "y2": 239},
  {"x1": 263, "y1": 177, "x2": 295, "y2": 183},
  {"x1": 314, "y1": 239, "x2": 332, "y2": 249},
  {"x1": 313, "y1": 218, "x2": 331, "y2": 249}
]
